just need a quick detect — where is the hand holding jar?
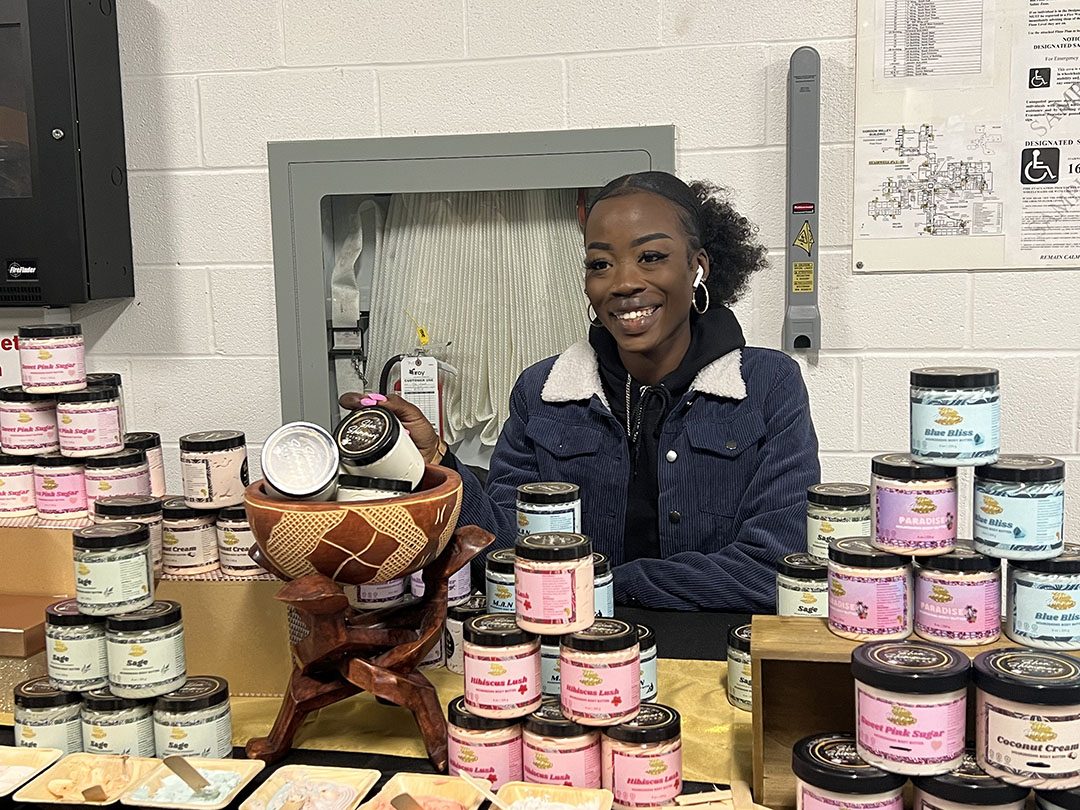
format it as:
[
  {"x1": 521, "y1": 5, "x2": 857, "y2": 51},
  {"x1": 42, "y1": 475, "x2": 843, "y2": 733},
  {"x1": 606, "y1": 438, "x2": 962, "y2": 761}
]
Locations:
[{"x1": 338, "y1": 391, "x2": 443, "y2": 463}]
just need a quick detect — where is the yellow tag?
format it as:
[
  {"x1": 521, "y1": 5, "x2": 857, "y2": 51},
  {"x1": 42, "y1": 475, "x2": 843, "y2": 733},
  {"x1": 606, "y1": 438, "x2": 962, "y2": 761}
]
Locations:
[
  {"x1": 792, "y1": 261, "x2": 814, "y2": 293},
  {"x1": 415, "y1": 325, "x2": 430, "y2": 347}
]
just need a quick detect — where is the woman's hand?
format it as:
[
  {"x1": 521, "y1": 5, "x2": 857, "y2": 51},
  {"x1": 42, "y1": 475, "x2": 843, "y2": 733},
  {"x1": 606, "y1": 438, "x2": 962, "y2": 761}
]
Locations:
[{"x1": 338, "y1": 391, "x2": 444, "y2": 463}]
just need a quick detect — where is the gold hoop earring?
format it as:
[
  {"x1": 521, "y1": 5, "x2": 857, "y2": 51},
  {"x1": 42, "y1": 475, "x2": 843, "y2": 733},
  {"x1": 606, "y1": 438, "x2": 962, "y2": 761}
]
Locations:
[{"x1": 693, "y1": 282, "x2": 710, "y2": 315}]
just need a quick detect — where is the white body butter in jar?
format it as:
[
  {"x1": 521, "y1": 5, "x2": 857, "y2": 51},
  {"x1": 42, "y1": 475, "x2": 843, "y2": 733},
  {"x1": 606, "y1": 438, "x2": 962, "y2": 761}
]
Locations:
[
  {"x1": 602, "y1": 704, "x2": 683, "y2": 810},
  {"x1": 637, "y1": 624, "x2": 658, "y2": 703},
  {"x1": 105, "y1": 600, "x2": 187, "y2": 700},
  {"x1": 445, "y1": 595, "x2": 488, "y2": 675},
  {"x1": 727, "y1": 624, "x2": 752, "y2": 711},
  {"x1": 915, "y1": 542, "x2": 1001, "y2": 646},
  {"x1": 853, "y1": 639, "x2": 970, "y2": 775},
  {"x1": 515, "y1": 532, "x2": 594, "y2": 635},
  {"x1": 911, "y1": 367, "x2": 1000, "y2": 467},
  {"x1": 336, "y1": 475, "x2": 411, "y2": 502},
  {"x1": 446, "y1": 695, "x2": 523, "y2": 790},
  {"x1": 828, "y1": 538, "x2": 912, "y2": 642},
  {"x1": 56, "y1": 386, "x2": 123, "y2": 458},
  {"x1": 807, "y1": 483, "x2": 872, "y2": 562},
  {"x1": 524, "y1": 700, "x2": 601, "y2": 788},
  {"x1": 560, "y1": 618, "x2": 641, "y2": 726},
  {"x1": 124, "y1": 432, "x2": 166, "y2": 498},
  {"x1": 73, "y1": 523, "x2": 154, "y2": 616},
  {"x1": 594, "y1": 552, "x2": 614, "y2": 617},
  {"x1": 18, "y1": 323, "x2": 86, "y2": 394},
  {"x1": 1007, "y1": 543, "x2": 1080, "y2": 650},
  {"x1": 84, "y1": 448, "x2": 151, "y2": 507},
  {"x1": 974, "y1": 648, "x2": 1080, "y2": 789},
  {"x1": 793, "y1": 733, "x2": 906, "y2": 810},
  {"x1": 872, "y1": 454, "x2": 958, "y2": 556},
  {"x1": 0, "y1": 385, "x2": 58, "y2": 456},
  {"x1": 215, "y1": 505, "x2": 265, "y2": 577},
  {"x1": 463, "y1": 614, "x2": 542, "y2": 719},
  {"x1": 778, "y1": 553, "x2": 829, "y2": 618},
  {"x1": 14, "y1": 676, "x2": 83, "y2": 753},
  {"x1": 179, "y1": 430, "x2": 249, "y2": 509},
  {"x1": 33, "y1": 454, "x2": 86, "y2": 519},
  {"x1": 0, "y1": 453, "x2": 36, "y2": 517},
  {"x1": 94, "y1": 496, "x2": 164, "y2": 576},
  {"x1": 162, "y1": 496, "x2": 219, "y2": 576},
  {"x1": 86, "y1": 373, "x2": 126, "y2": 434},
  {"x1": 913, "y1": 750, "x2": 1030, "y2": 810},
  {"x1": 486, "y1": 548, "x2": 517, "y2": 613},
  {"x1": 45, "y1": 599, "x2": 108, "y2": 693},
  {"x1": 346, "y1": 577, "x2": 408, "y2": 612},
  {"x1": 517, "y1": 482, "x2": 581, "y2": 536},
  {"x1": 333, "y1": 406, "x2": 424, "y2": 489},
  {"x1": 260, "y1": 421, "x2": 339, "y2": 501},
  {"x1": 153, "y1": 676, "x2": 232, "y2": 759},
  {"x1": 80, "y1": 686, "x2": 155, "y2": 757},
  {"x1": 975, "y1": 456, "x2": 1066, "y2": 561}
]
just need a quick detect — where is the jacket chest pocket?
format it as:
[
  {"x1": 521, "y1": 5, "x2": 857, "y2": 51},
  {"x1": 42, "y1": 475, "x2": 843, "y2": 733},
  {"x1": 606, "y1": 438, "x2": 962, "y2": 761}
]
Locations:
[
  {"x1": 684, "y1": 410, "x2": 767, "y2": 517},
  {"x1": 525, "y1": 416, "x2": 605, "y2": 484}
]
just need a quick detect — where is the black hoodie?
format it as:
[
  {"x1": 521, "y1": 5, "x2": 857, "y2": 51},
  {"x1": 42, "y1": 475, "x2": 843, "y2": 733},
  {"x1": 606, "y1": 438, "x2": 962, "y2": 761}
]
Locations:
[{"x1": 589, "y1": 306, "x2": 746, "y2": 562}]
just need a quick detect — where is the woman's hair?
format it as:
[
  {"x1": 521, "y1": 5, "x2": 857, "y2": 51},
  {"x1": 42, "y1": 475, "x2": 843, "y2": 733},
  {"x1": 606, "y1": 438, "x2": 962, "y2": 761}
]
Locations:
[{"x1": 586, "y1": 171, "x2": 768, "y2": 304}]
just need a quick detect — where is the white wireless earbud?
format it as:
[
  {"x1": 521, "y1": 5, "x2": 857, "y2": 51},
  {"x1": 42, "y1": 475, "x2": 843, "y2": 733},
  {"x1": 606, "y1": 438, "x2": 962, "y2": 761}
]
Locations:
[{"x1": 693, "y1": 265, "x2": 704, "y2": 287}]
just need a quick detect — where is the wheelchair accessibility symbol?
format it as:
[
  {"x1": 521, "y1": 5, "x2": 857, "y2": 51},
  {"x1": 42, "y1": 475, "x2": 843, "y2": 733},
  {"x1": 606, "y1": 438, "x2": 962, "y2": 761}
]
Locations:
[
  {"x1": 1029, "y1": 67, "x2": 1051, "y2": 88},
  {"x1": 1021, "y1": 147, "x2": 1059, "y2": 185}
]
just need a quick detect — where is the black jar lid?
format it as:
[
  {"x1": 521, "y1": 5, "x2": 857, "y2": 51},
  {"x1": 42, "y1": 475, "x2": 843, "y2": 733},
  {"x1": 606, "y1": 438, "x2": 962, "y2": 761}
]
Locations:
[
  {"x1": 105, "y1": 600, "x2": 182, "y2": 633},
  {"x1": 637, "y1": 624, "x2": 656, "y2": 652},
  {"x1": 593, "y1": 552, "x2": 610, "y2": 577},
  {"x1": 448, "y1": 595, "x2": 488, "y2": 622},
  {"x1": 911, "y1": 367, "x2": 999, "y2": 389},
  {"x1": 0, "y1": 385, "x2": 54, "y2": 402},
  {"x1": 807, "y1": 483, "x2": 871, "y2": 507},
  {"x1": 728, "y1": 624, "x2": 751, "y2": 655},
  {"x1": 515, "y1": 532, "x2": 592, "y2": 562},
  {"x1": 1038, "y1": 790, "x2": 1080, "y2": 810},
  {"x1": 872, "y1": 453, "x2": 956, "y2": 481},
  {"x1": 486, "y1": 548, "x2": 516, "y2": 574},
  {"x1": 84, "y1": 448, "x2": 147, "y2": 469},
  {"x1": 154, "y1": 676, "x2": 229, "y2": 712},
  {"x1": 829, "y1": 537, "x2": 909, "y2": 569},
  {"x1": 95, "y1": 496, "x2": 162, "y2": 518},
  {"x1": 561, "y1": 618, "x2": 638, "y2": 653},
  {"x1": 1011, "y1": 542, "x2": 1080, "y2": 574},
  {"x1": 525, "y1": 699, "x2": 592, "y2": 737},
  {"x1": 83, "y1": 685, "x2": 148, "y2": 712},
  {"x1": 73, "y1": 522, "x2": 150, "y2": 550},
  {"x1": 974, "y1": 649, "x2": 1080, "y2": 705},
  {"x1": 333, "y1": 407, "x2": 399, "y2": 464},
  {"x1": 778, "y1": 553, "x2": 828, "y2": 580},
  {"x1": 916, "y1": 541, "x2": 998, "y2": 574},
  {"x1": 913, "y1": 750, "x2": 1030, "y2": 807},
  {"x1": 86, "y1": 373, "x2": 122, "y2": 389},
  {"x1": 603, "y1": 703, "x2": 680, "y2": 744},
  {"x1": 792, "y1": 733, "x2": 906, "y2": 795},
  {"x1": 19, "y1": 323, "x2": 82, "y2": 338},
  {"x1": 338, "y1": 475, "x2": 412, "y2": 493},
  {"x1": 852, "y1": 640, "x2": 970, "y2": 694},
  {"x1": 124, "y1": 432, "x2": 161, "y2": 451},
  {"x1": 976, "y1": 455, "x2": 1066, "y2": 484},
  {"x1": 14, "y1": 676, "x2": 82, "y2": 708},
  {"x1": 464, "y1": 613, "x2": 537, "y2": 647},
  {"x1": 217, "y1": 505, "x2": 249, "y2": 521},
  {"x1": 58, "y1": 386, "x2": 118, "y2": 404},
  {"x1": 161, "y1": 496, "x2": 210, "y2": 521},
  {"x1": 45, "y1": 598, "x2": 105, "y2": 627},
  {"x1": 448, "y1": 695, "x2": 520, "y2": 732},
  {"x1": 517, "y1": 482, "x2": 580, "y2": 505},
  {"x1": 179, "y1": 430, "x2": 246, "y2": 452},
  {"x1": 0, "y1": 453, "x2": 35, "y2": 467},
  {"x1": 34, "y1": 453, "x2": 82, "y2": 468}
]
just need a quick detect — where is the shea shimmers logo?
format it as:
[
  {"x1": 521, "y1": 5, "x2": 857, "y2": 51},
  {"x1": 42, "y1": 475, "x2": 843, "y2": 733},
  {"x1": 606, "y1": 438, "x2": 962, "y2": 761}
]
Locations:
[
  {"x1": 488, "y1": 662, "x2": 507, "y2": 676},
  {"x1": 646, "y1": 759, "x2": 668, "y2": 775},
  {"x1": 935, "y1": 407, "x2": 963, "y2": 426},
  {"x1": 981, "y1": 496, "x2": 1004, "y2": 515},
  {"x1": 1049, "y1": 592, "x2": 1077, "y2": 611},
  {"x1": 1027, "y1": 721, "x2": 1057, "y2": 742},
  {"x1": 801, "y1": 593, "x2": 817, "y2": 605},
  {"x1": 929, "y1": 584, "x2": 953, "y2": 604},
  {"x1": 458, "y1": 747, "x2": 478, "y2": 764},
  {"x1": 820, "y1": 520, "x2": 835, "y2": 534},
  {"x1": 831, "y1": 580, "x2": 846, "y2": 597},
  {"x1": 579, "y1": 670, "x2": 602, "y2": 687},
  {"x1": 888, "y1": 705, "x2": 917, "y2": 727},
  {"x1": 532, "y1": 752, "x2": 553, "y2": 770},
  {"x1": 911, "y1": 496, "x2": 938, "y2": 514}
]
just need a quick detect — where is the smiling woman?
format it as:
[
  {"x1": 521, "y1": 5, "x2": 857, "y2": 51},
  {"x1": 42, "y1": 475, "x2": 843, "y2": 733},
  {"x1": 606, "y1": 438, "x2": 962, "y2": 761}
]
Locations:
[{"x1": 342, "y1": 171, "x2": 821, "y2": 612}]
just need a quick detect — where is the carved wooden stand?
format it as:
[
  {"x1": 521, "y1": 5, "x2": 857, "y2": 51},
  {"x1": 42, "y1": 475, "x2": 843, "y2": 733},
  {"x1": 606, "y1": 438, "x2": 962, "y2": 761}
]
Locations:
[{"x1": 245, "y1": 525, "x2": 494, "y2": 771}]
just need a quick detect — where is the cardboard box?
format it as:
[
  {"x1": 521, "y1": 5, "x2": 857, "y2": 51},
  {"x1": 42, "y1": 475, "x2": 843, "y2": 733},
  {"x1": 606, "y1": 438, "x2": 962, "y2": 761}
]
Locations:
[{"x1": 0, "y1": 593, "x2": 67, "y2": 658}]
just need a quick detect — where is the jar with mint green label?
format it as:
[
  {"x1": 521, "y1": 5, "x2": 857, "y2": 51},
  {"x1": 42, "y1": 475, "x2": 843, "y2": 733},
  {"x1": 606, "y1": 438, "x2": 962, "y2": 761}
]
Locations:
[{"x1": 910, "y1": 367, "x2": 1000, "y2": 467}]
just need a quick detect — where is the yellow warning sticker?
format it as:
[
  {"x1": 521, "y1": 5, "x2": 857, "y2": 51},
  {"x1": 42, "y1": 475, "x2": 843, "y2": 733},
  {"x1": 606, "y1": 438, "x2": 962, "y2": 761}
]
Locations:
[
  {"x1": 794, "y1": 220, "x2": 815, "y2": 256},
  {"x1": 792, "y1": 261, "x2": 814, "y2": 293}
]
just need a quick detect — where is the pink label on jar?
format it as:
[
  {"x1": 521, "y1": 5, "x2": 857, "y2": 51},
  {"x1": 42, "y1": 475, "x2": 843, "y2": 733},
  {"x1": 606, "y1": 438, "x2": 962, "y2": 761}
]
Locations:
[
  {"x1": 525, "y1": 737, "x2": 601, "y2": 788},
  {"x1": 464, "y1": 649, "x2": 540, "y2": 713},
  {"x1": 0, "y1": 403, "x2": 58, "y2": 451},
  {"x1": 85, "y1": 468, "x2": 151, "y2": 505},
  {"x1": 875, "y1": 485, "x2": 957, "y2": 550},
  {"x1": 608, "y1": 743, "x2": 682, "y2": 808},
  {"x1": 801, "y1": 785, "x2": 902, "y2": 810},
  {"x1": 856, "y1": 686, "x2": 965, "y2": 767},
  {"x1": 20, "y1": 341, "x2": 86, "y2": 388},
  {"x1": 35, "y1": 469, "x2": 87, "y2": 516},
  {"x1": 0, "y1": 469, "x2": 35, "y2": 513},
  {"x1": 516, "y1": 568, "x2": 578, "y2": 625},
  {"x1": 57, "y1": 406, "x2": 122, "y2": 453},
  {"x1": 829, "y1": 571, "x2": 909, "y2": 636},
  {"x1": 560, "y1": 657, "x2": 640, "y2": 721},
  {"x1": 448, "y1": 731, "x2": 522, "y2": 789},
  {"x1": 916, "y1": 573, "x2": 1000, "y2": 641}
]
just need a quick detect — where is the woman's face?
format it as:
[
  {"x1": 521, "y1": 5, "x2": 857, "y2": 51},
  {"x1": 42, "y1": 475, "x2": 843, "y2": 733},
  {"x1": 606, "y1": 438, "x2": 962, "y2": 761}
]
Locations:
[{"x1": 584, "y1": 191, "x2": 708, "y2": 356}]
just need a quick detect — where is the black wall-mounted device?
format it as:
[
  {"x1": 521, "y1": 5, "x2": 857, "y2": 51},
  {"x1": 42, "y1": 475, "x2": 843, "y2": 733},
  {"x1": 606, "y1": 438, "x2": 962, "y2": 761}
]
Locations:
[{"x1": 0, "y1": 0, "x2": 133, "y2": 306}]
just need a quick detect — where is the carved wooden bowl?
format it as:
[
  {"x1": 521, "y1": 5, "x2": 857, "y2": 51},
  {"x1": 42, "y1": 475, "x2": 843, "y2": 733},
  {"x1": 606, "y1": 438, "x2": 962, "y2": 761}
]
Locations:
[{"x1": 243, "y1": 465, "x2": 463, "y2": 585}]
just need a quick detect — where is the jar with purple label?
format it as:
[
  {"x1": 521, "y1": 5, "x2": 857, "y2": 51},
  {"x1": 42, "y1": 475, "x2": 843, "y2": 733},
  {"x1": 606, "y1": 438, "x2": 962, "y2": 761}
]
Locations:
[
  {"x1": 828, "y1": 538, "x2": 912, "y2": 642},
  {"x1": 915, "y1": 542, "x2": 1001, "y2": 646},
  {"x1": 872, "y1": 453, "x2": 958, "y2": 556},
  {"x1": 0, "y1": 386, "x2": 58, "y2": 456}
]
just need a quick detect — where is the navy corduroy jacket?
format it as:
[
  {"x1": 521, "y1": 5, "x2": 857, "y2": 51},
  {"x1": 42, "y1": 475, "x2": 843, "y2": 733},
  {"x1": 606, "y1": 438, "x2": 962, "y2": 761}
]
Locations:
[{"x1": 451, "y1": 340, "x2": 821, "y2": 612}]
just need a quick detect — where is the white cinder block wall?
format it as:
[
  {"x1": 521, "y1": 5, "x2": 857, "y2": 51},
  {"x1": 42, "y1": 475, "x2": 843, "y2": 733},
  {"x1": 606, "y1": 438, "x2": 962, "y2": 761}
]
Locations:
[{"x1": 80, "y1": 0, "x2": 1079, "y2": 533}]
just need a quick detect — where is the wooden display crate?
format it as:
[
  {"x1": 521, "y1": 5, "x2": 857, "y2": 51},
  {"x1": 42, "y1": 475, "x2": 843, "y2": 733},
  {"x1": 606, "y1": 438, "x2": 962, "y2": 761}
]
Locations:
[{"x1": 750, "y1": 616, "x2": 1044, "y2": 810}]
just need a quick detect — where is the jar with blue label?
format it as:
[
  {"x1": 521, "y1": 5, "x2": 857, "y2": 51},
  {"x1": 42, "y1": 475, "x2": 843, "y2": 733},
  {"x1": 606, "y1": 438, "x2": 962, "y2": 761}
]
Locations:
[
  {"x1": 517, "y1": 482, "x2": 580, "y2": 536},
  {"x1": 541, "y1": 638, "x2": 562, "y2": 698},
  {"x1": 593, "y1": 553, "x2": 614, "y2": 617},
  {"x1": 486, "y1": 548, "x2": 517, "y2": 613},
  {"x1": 974, "y1": 455, "x2": 1065, "y2": 561},
  {"x1": 910, "y1": 367, "x2": 1000, "y2": 467},
  {"x1": 637, "y1": 624, "x2": 658, "y2": 702},
  {"x1": 1006, "y1": 543, "x2": 1080, "y2": 650}
]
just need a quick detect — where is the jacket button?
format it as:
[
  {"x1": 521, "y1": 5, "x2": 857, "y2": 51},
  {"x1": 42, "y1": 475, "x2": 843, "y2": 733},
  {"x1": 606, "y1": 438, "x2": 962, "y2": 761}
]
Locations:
[
  {"x1": 725, "y1": 440, "x2": 737, "y2": 450},
  {"x1": 669, "y1": 510, "x2": 681, "y2": 524},
  {"x1": 666, "y1": 450, "x2": 678, "y2": 463}
]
